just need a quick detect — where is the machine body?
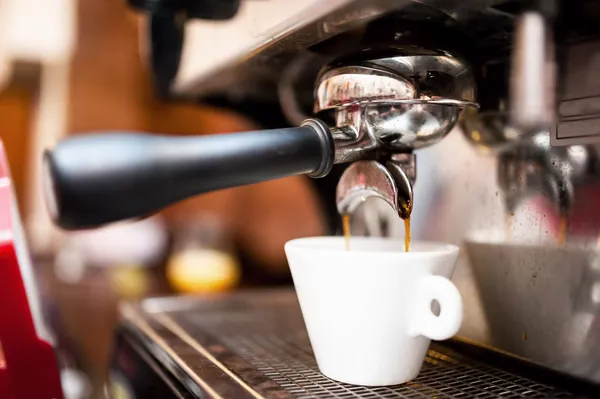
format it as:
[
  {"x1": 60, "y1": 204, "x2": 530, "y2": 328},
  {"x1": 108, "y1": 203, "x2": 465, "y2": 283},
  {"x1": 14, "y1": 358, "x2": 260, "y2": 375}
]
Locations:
[{"x1": 43, "y1": 0, "x2": 600, "y2": 388}]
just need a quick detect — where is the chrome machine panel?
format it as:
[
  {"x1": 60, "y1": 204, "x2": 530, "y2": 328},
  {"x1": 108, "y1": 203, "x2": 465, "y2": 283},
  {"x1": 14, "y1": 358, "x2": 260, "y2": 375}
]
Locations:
[{"x1": 158, "y1": 0, "x2": 600, "y2": 385}]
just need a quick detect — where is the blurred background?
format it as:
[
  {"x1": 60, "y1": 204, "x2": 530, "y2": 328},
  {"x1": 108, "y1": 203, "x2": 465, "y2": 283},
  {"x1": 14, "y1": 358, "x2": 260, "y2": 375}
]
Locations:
[{"x1": 0, "y1": 1, "x2": 335, "y2": 397}]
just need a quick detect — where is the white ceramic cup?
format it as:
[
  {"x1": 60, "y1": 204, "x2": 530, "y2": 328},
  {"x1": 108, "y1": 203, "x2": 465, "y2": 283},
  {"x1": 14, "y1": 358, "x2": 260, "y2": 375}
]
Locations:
[{"x1": 285, "y1": 236, "x2": 462, "y2": 386}]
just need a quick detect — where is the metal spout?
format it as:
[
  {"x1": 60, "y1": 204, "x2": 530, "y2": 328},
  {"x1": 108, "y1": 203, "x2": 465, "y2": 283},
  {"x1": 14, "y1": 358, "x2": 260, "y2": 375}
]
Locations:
[
  {"x1": 316, "y1": 48, "x2": 477, "y2": 221},
  {"x1": 496, "y1": 132, "x2": 588, "y2": 216},
  {"x1": 336, "y1": 159, "x2": 414, "y2": 220},
  {"x1": 509, "y1": 10, "x2": 557, "y2": 134}
]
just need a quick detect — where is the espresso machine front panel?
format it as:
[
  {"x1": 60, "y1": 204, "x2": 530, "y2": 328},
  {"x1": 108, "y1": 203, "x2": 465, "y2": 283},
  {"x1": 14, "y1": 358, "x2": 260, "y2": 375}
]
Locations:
[
  {"x1": 552, "y1": 40, "x2": 600, "y2": 147},
  {"x1": 123, "y1": 0, "x2": 600, "y2": 385},
  {"x1": 169, "y1": 0, "x2": 413, "y2": 98}
]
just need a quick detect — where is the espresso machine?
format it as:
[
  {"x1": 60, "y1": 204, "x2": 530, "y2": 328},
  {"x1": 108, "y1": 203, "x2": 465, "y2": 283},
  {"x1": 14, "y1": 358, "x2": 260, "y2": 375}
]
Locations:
[{"x1": 41, "y1": 0, "x2": 600, "y2": 397}]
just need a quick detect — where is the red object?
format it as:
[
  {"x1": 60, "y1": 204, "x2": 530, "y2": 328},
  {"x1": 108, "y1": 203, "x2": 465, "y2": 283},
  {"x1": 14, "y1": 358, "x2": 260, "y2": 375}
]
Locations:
[
  {"x1": 0, "y1": 358, "x2": 9, "y2": 399},
  {"x1": 0, "y1": 141, "x2": 63, "y2": 399},
  {"x1": 534, "y1": 185, "x2": 600, "y2": 237}
]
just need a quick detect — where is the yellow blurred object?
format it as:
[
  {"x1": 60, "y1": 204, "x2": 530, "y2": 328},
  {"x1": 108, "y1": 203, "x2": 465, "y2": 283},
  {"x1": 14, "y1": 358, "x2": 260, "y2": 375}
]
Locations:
[
  {"x1": 108, "y1": 377, "x2": 134, "y2": 399},
  {"x1": 167, "y1": 249, "x2": 240, "y2": 293},
  {"x1": 109, "y1": 265, "x2": 151, "y2": 299}
]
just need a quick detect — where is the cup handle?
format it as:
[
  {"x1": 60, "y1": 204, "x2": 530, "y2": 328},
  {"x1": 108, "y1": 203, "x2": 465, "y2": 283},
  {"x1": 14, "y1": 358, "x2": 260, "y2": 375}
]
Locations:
[{"x1": 408, "y1": 275, "x2": 463, "y2": 340}]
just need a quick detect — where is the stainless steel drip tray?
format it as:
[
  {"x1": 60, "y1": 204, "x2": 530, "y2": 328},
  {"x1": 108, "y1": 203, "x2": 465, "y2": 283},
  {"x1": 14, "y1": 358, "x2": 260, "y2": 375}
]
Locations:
[{"x1": 117, "y1": 288, "x2": 595, "y2": 398}]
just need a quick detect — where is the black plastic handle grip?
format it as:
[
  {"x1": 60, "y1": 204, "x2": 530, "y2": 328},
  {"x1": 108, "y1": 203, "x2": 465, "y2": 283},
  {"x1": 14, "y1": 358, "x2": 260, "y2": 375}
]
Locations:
[{"x1": 43, "y1": 119, "x2": 333, "y2": 230}]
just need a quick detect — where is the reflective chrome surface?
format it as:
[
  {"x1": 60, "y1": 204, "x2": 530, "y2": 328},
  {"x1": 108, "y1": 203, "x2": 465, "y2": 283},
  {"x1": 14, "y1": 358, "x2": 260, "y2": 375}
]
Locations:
[
  {"x1": 315, "y1": 66, "x2": 416, "y2": 111},
  {"x1": 365, "y1": 103, "x2": 462, "y2": 150},
  {"x1": 336, "y1": 160, "x2": 413, "y2": 219},
  {"x1": 509, "y1": 11, "x2": 557, "y2": 134},
  {"x1": 330, "y1": 103, "x2": 465, "y2": 163},
  {"x1": 496, "y1": 131, "x2": 593, "y2": 216},
  {"x1": 331, "y1": 108, "x2": 375, "y2": 164},
  {"x1": 315, "y1": 53, "x2": 477, "y2": 113},
  {"x1": 316, "y1": 51, "x2": 478, "y2": 157},
  {"x1": 464, "y1": 241, "x2": 600, "y2": 380},
  {"x1": 321, "y1": 51, "x2": 477, "y2": 220},
  {"x1": 461, "y1": 111, "x2": 598, "y2": 217}
]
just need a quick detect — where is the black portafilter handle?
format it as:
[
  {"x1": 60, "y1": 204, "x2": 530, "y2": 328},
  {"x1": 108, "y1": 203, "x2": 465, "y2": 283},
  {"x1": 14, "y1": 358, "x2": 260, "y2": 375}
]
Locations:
[{"x1": 43, "y1": 119, "x2": 334, "y2": 230}]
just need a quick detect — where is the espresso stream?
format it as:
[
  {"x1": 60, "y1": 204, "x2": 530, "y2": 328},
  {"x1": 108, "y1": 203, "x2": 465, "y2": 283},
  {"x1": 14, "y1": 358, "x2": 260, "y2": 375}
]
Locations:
[
  {"x1": 342, "y1": 214, "x2": 411, "y2": 252},
  {"x1": 403, "y1": 218, "x2": 410, "y2": 252},
  {"x1": 342, "y1": 214, "x2": 351, "y2": 251}
]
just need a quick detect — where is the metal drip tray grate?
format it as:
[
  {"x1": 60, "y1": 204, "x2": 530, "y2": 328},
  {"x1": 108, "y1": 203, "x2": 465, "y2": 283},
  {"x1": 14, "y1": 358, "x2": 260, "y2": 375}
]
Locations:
[
  {"x1": 143, "y1": 290, "x2": 580, "y2": 399},
  {"x1": 214, "y1": 332, "x2": 566, "y2": 398}
]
